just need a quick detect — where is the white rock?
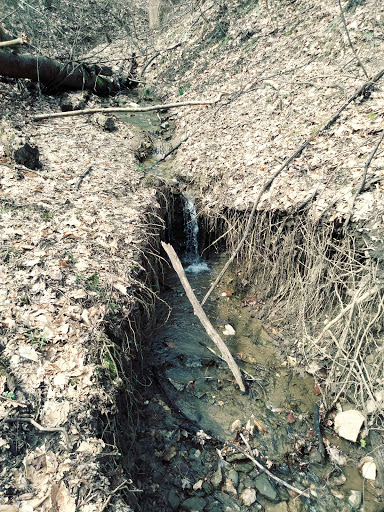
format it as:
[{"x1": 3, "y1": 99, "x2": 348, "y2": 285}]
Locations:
[
  {"x1": 223, "y1": 324, "x2": 236, "y2": 336},
  {"x1": 362, "y1": 460, "x2": 377, "y2": 480},
  {"x1": 230, "y1": 419, "x2": 242, "y2": 432},
  {"x1": 348, "y1": 490, "x2": 362, "y2": 508},
  {"x1": 240, "y1": 488, "x2": 257, "y2": 506},
  {"x1": 334, "y1": 410, "x2": 365, "y2": 442}
]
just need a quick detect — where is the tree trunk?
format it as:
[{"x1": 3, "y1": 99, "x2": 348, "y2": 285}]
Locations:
[{"x1": 0, "y1": 50, "x2": 119, "y2": 94}]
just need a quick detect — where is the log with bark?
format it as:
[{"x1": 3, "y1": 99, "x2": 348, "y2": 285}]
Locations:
[{"x1": 0, "y1": 23, "x2": 135, "y2": 94}]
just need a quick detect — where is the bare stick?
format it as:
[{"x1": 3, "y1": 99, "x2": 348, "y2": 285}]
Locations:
[
  {"x1": 3, "y1": 417, "x2": 70, "y2": 447},
  {"x1": 0, "y1": 35, "x2": 28, "y2": 48},
  {"x1": 201, "y1": 67, "x2": 384, "y2": 305},
  {"x1": 33, "y1": 94, "x2": 225, "y2": 121},
  {"x1": 161, "y1": 242, "x2": 246, "y2": 393},
  {"x1": 76, "y1": 166, "x2": 92, "y2": 190},
  {"x1": 338, "y1": 0, "x2": 369, "y2": 79},
  {"x1": 344, "y1": 128, "x2": 384, "y2": 227},
  {"x1": 238, "y1": 433, "x2": 310, "y2": 498}
]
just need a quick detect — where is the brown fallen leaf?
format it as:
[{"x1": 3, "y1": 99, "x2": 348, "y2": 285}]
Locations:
[{"x1": 287, "y1": 412, "x2": 296, "y2": 424}]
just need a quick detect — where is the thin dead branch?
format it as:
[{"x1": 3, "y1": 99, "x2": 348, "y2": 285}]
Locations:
[
  {"x1": 238, "y1": 433, "x2": 310, "y2": 498},
  {"x1": 344, "y1": 128, "x2": 384, "y2": 227},
  {"x1": 338, "y1": 0, "x2": 369, "y2": 79},
  {"x1": 3, "y1": 417, "x2": 70, "y2": 447},
  {"x1": 0, "y1": 35, "x2": 28, "y2": 48},
  {"x1": 161, "y1": 241, "x2": 246, "y2": 393},
  {"x1": 33, "y1": 94, "x2": 226, "y2": 121}
]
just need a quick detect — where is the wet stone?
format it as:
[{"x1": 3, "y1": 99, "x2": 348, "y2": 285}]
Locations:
[
  {"x1": 264, "y1": 502, "x2": 289, "y2": 512},
  {"x1": 227, "y1": 468, "x2": 239, "y2": 487},
  {"x1": 254, "y1": 473, "x2": 278, "y2": 502},
  {"x1": 211, "y1": 466, "x2": 223, "y2": 489},
  {"x1": 168, "y1": 488, "x2": 180, "y2": 511},
  {"x1": 180, "y1": 496, "x2": 207, "y2": 511},
  {"x1": 233, "y1": 461, "x2": 254, "y2": 473},
  {"x1": 213, "y1": 491, "x2": 241, "y2": 512}
]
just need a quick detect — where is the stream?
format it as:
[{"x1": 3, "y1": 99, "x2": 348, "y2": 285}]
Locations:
[{"x1": 117, "y1": 96, "x2": 381, "y2": 511}]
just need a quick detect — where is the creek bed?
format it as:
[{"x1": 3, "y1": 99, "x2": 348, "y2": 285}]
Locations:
[{"x1": 133, "y1": 252, "x2": 379, "y2": 512}]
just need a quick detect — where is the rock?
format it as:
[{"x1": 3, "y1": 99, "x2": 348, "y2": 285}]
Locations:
[
  {"x1": 230, "y1": 419, "x2": 242, "y2": 432},
  {"x1": 1, "y1": 122, "x2": 40, "y2": 170},
  {"x1": 334, "y1": 410, "x2": 364, "y2": 442},
  {"x1": 180, "y1": 496, "x2": 207, "y2": 511},
  {"x1": 60, "y1": 93, "x2": 73, "y2": 112},
  {"x1": 213, "y1": 491, "x2": 241, "y2": 512},
  {"x1": 240, "y1": 488, "x2": 257, "y2": 506},
  {"x1": 211, "y1": 466, "x2": 223, "y2": 489},
  {"x1": 223, "y1": 477, "x2": 237, "y2": 497},
  {"x1": 223, "y1": 324, "x2": 236, "y2": 336},
  {"x1": 227, "y1": 469, "x2": 239, "y2": 487},
  {"x1": 264, "y1": 503, "x2": 288, "y2": 512},
  {"x1": 255, "y1": 473, "x2": 278, "y2": 502},
  {"x1": 348, "y1": 490, "x2": 362, "y2": 509},
  {"x1": 361, "y1": 460, "x2": 376, "y2": 480},
  {"x1": 91, "y1": 113, "x2": 116, "y2": 132},
  {"x1": 168, "y1": 489, "x2": 180, "y2": 511}
]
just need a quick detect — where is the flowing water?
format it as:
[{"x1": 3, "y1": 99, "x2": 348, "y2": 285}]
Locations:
[{"x1": 117, "y1": 101, "x2": 382, "y2": 512}]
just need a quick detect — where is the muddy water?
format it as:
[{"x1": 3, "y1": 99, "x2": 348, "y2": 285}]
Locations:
[{"x1": 136, "y1": 255, "x2": 379, "y2": 512}]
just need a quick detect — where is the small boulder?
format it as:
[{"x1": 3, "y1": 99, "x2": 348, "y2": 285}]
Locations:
[
  {"x1": 334, "y1": 410, "x2": 364, "y2": 442},
  {"x1": 223, "y1": 324, "x2": 236, "y2": 336}
]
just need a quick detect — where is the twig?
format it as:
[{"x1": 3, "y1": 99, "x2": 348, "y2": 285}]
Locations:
[
  {"x1": 33, "y1": 95, "x2": 225, "y2": 121},
  {"x1": 338, "y1": 0, "x2": 369, "y2": 79},
  {"x1": 238, "y1": 433, "x2": 310, "y2": 498},
  {"x1": 16, "y1": 165, "x2": 46, "y2": 179},
  {"x1": 76, "y1": 166, "x2": 92, "y2": 190},
  {"x1": 201, "y1": 67, "x2": 384, "y2": 305},
  {"x1": 344, "y1": 128, "x2": 384, "y2": 227},
  {"x1": 161, "y1": 242, "x2": 246, "y2": 393},
  {"x1": 3, "y1": 417, "x2": 70, "y2": 447}
]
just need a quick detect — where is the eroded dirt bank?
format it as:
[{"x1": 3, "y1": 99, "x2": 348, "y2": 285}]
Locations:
[{"x1": 0, "y1": 83, "x2": 168, "y2": 511}]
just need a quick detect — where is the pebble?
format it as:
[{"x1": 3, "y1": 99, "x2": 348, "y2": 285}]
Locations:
[
  {"x1": 334, "y1": 410, "x2": 364, "y2": 442},
  {"x1": 227, "y1": 468, "x2": 239, "y2": 487},
  {"x1": 348, "y1": 490, "x2": 362, "y2": 509},
  {"x1": 240, "y1": 487, "x2": 257, "y2": 506},
  {"x1": 168, "y1": 489, "x2": 180, "y2": 511},
  {"x1": 264, "y1": 502, "x2": 289, "y2": 512},
  {"x1": 211, "y1": 466, "x2": 223, "y2": 489}
]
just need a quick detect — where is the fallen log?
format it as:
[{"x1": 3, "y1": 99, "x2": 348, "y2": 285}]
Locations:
[
  {"x1": 0, "y1": 49, "x2": 119, "y2": 94},
  {"x1": 161, "y1": 242, "x2": 246, "y2": 393}
]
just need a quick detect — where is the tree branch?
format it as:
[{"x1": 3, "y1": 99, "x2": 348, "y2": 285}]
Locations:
[
  {"x1": 161, "y1": 242, "x2": 246, "y2": 393},
  {"x1": 33, "y1": 94, "x2": 225, "y2": 121}
]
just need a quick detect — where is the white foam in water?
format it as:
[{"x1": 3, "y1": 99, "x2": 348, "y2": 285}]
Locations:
[{"x1": 185, "y1": 261, "x2": 210, "y2": 273}]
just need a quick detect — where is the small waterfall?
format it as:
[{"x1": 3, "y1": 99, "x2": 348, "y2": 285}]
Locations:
[{"x1": 182, "y1": 195, "x2": 209, "y2": 273}]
